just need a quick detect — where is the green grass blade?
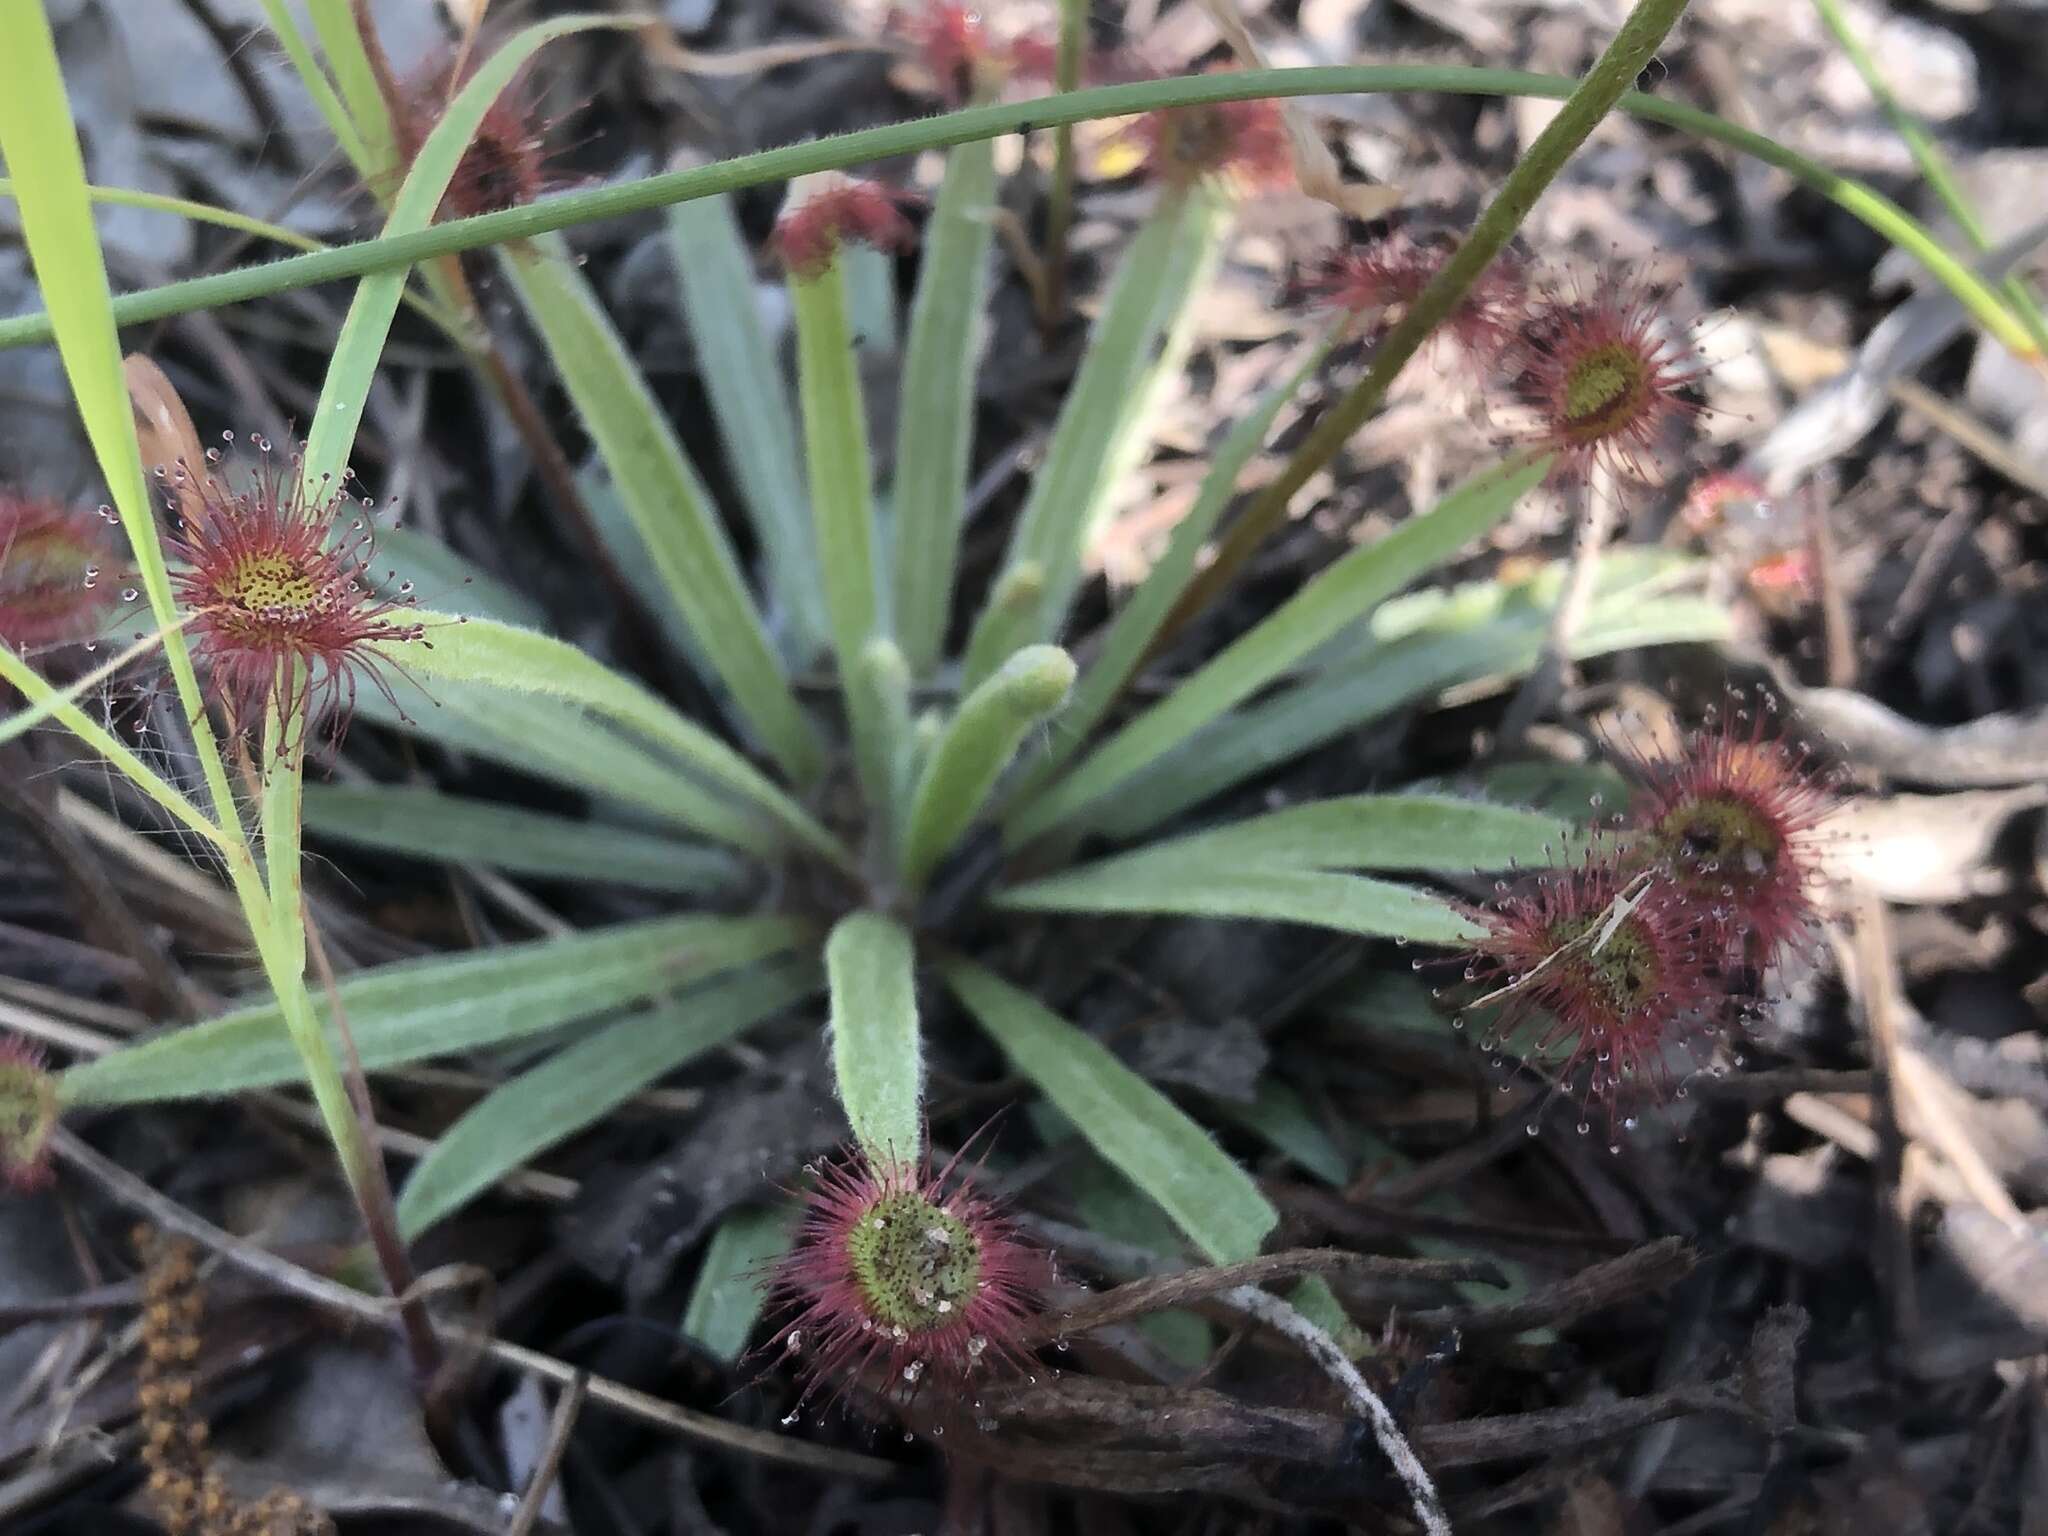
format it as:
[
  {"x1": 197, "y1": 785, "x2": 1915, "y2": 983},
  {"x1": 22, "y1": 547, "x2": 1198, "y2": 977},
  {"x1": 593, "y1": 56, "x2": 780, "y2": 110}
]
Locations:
[
  {"x1": 891, "y1": 138, "x2": 999, "y2": 674},
  {"x1": 1008, "y1": 452, "x2": 1548, "y2": 843},
  {"x1": 943, "y1": 960, "x2": 1276, "y2": 1263},
  {"x1": 395, "y1": 958, "x2": 817, "y2": 1237},
  {"x1": 1809, "y1": 0, "x2": 2048, "y2": 353},
  {"x1": 996, "y1": 865, "x2": 1480, "y2": 944},
  {"x1": 682, "y1": 1205, "x2": 798, "y2": 1363},
  {"x1": 305, "y1": 0, "x2": 399, "y2": 179},
  {"x1": 393, "y1": 613, "x2": 849, "y2": 870},
  {"x1": 0, "y1": 621, "x2": 178, "y2": 750},
  {"x1": 0, "y1": 68, "x2": 2031, "y2": 359},
  {"x1": 667, "y1": 195, "x2": 826, "y2": 660},
  {"x1": 61, "y1": 913, "x2": 807, "y2": 1106},
  {"x1": 1006, "y1": 337, "x2": 1333, "y2": 804},
  {"x1": 1062, "y1": 1147, "x2": 1214, "y2": 1366},
  {"x1": 300, "y1": 784, "x2": 749, "y2": 895},
  {"x1": 0, "y1": 647, "x2": 224, "y2": 849},
  {"x1": 499, "y1": 237, "x2": 822, "y2": 784},
  {"x1": 959, "y1": 187, "x2": 1230, "y2": 683},
  {"x1": 256, "y1": 0, "x2": 373, "y2": 175},
  {"x1": 790, "y1": 257, "x2": 890, "y2": 813},
  {"x1": 0, "y1": 3, "x2": 249, "y2": 846},
  {"x1": 824, "y1": 914, "x2": 923, "y2": 1167},
  {"x1": 899, "y1": 644, "x2": 1076, "y2": 890},
  {"x1": 302, "y1": 15, "x2": 634, "y2": 495},
  {"x1": 1090, "y1": 577, "x2": 1727, "y2": 837}
]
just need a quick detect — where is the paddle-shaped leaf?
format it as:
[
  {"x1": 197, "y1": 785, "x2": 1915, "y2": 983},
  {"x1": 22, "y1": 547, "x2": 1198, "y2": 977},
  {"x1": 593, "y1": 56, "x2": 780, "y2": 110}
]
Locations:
[
  {"x1": 959, "y1": 186, "x2": 1231, "y2": 683},
  {"x1": 892, "y1": 138, "x2": 999, "y2": 674},
  {"x1": 500, "y1": 235, "x2": 822, "y2": 783},
  {"x1": 300, "y1": 784, "x2": 747, "y2": 895},
  {"x1": 1008, "y1": 452, "x2": 1550, "y2": 842},
  {"x1": 682, "y1": 1205, "x2": 799, "y2": 1363},
  {"x1": 396, "y1": 958, "x2": 817, "y2": 1237},
  {"x1": 668, "y1": 194, "x2": 826, "y2": 660},
  {"x1": 62, "y1": 914, "x2": 807, "y2": 1105},
  {"x1": 392, "y1": 613, "x2": 849, "y2": 870},
  {"x1": 824, "y1": 914, "x2": 923, "y2": 1166},
  {"x1": 943, "y1": 960, "x2": 1275, "y2": 1263}
]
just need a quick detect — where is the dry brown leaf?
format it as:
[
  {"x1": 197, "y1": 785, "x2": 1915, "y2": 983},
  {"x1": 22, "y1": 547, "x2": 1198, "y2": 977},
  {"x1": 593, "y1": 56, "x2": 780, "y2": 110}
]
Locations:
[{"x1": 1197, "y1": 0, "x2": 1403, "y2": 220}]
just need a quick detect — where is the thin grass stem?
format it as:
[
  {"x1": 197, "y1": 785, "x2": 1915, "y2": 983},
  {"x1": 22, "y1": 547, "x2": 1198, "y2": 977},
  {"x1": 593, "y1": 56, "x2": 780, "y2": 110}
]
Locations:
[{"x1": 0, "y1": 68, "x2": 2026, "y2": 358}]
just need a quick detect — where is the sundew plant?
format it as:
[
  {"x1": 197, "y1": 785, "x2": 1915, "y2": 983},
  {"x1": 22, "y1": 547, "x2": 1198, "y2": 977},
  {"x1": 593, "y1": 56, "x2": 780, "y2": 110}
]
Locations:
[{"x1": 0, "y1": 0, "x2": 2031, "y2": 1498}]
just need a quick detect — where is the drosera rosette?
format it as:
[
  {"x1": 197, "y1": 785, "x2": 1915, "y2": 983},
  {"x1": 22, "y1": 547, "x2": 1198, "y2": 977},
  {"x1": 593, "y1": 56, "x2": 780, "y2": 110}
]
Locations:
[
  {"x1": 889, "y1": 3, "x2": 1058, "y2": 104},
  {"x1": 765, "y1": 1146, "x2": 1043, "y2": 1417},
  {"x1": 1611, "y1": 691, "x2": 1840, "y2": 980},
  {"x1": 1298, "y1": 229, "x2": 1528, "y2": 366},
  {"x1": 1455, "y1": 860, "x2": 1717, "y2": 1141},
  {"x1": 1508, "y1": 266, "x2": 1707, "y2": 486},
  {"x1": 1127, "y1": 69, "x2": 1295, "y2": 193},
  {"x1": 163, "y1": 432, "x2": 430, "y2": 746},
  {"x1": 772, "y1": 174, "x2": 918, "y2": 281},
  {"x1": 0, "y1": 492, "x2": 123, "y2": 654},
  {"x1": 1682, "y1": 470, "x2": 1817, "y2": 615},
  {"x1": 393, "y1": 55, "x2": 560, "y2": 220},
  {"x1": 0, "y1": 1035, "x2": 58, "y2": 1192}
]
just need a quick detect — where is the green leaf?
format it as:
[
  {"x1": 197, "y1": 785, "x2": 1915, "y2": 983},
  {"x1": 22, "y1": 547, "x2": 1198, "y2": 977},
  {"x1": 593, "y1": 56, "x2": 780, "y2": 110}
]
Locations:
[
  {"x1": 840, "y1": 244, "x2": 899, "y2": 357},
  {"x1": 891, "y1": 138, "x2": 999, "y2": 674},
  {"x1": 1006, "y1": 337, "x2": 1333, "y2": 804},
  {"x1": 371, "y1": 527, "x2": 546, "y2": 628},
  {"x1": 824, "y1": 914, "x2": 923, "y2": 1167},
  {"x1": 300, "y1": 784, "x2": 747, "y2": 895},
  {"x1": 667, "y1": 195, "x2": 826, "y2": 661},
  {"x1": 62, "y1": 913, "x2": 807, "y2": 1106},
  {"x1": 851, "y1": 638, "x2": 916, "y2": 845},
  {"x1": 350, "y1": 679, "x2": 769, "y2": 844},
  {"x1": 1015, "y1": 794, "x2": 1574, "y2": 887},
  {"x1": 1441, "y1": 760, "x2": 1631, "y2": 820},
  {"x1": 304, "y1": 0, "x2": 400, "y2": 181},
  {"x1": 396, "y1": 958, "x2": 817, "y2": 1237},
  {"x1": 959, "y1": 185, "x2": 1231, "y2": 682},
  {"x1": 900, "y1": 644, "x2": 1076, "y2": 889},
  {"x1": 1088, "y1": 572, "x2": 1726, "y2": 838},
  {"x1": 790, "y1": 259, "x2": 890, "y2": 814},
  {"x1": 1063, "y1": 1147, "x2": 1215, "y2": 1367},
  {"x1": 1219, "y1": 1078, "x2": 1351, "y2": 1187},
  {"x1": 943, "y1": 960, "x2": 1276, "y2": 1263},
  {"x1": 256, "y1": 0, "x2": 373, "y2": 175},
  {"x1": 998, "y1": 866, "x2": 1481, "y2": 944},
  {"x1": 682, "y1": 1205, "x2": 798, "y2": 1363},
  {"x1": 1008, "y1": 453, "x2": 1550, "y2": 843},
  {"x1": 499, "y1": 236, "x2": 822, "y2": 784},
  {"x1": 393, "y1": 613, "x2": 850, "y2": 870}
]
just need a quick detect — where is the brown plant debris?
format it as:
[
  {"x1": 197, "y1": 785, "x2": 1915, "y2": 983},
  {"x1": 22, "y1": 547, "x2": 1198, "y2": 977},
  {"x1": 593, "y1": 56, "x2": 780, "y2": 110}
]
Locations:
[{"x1": 133, "y1": 1226, "x2": 333, "y2": 1536}]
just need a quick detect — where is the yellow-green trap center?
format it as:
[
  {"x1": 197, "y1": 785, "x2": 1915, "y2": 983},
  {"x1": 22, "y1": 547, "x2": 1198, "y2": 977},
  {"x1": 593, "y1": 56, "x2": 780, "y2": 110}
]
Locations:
[
  {"x1": 844, "y1": 1191, "x2": 983, "y2": 1335},
  {"x1": 1654, "y1": 793, "x2": 1780, "y2": 888},
  {"x1": 1550, "y1": 913, "x2": 1663, "y2": 1016},
  {"x1": 1561, "y1": 341, "x2": 1649, "y2": 442},
  {"x1": 225, "y1": 553, "x2": 324, "y2": 618}
]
